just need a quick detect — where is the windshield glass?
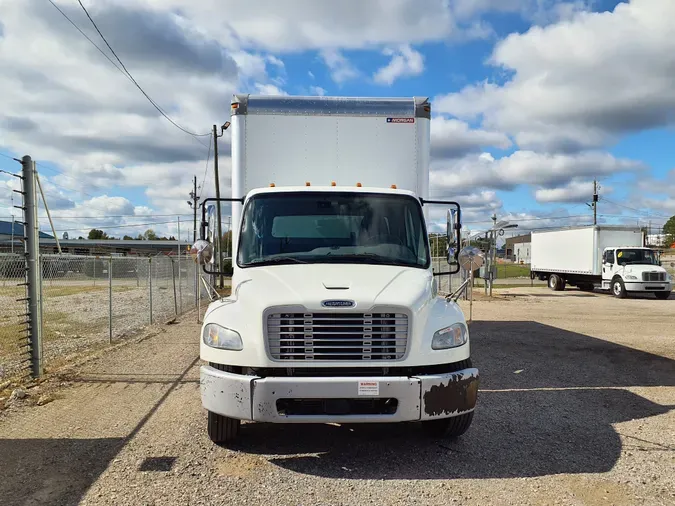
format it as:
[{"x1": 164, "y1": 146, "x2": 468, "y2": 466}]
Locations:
[
  {"x1": 616, "y1": 248, "x2": 659, "y2": 266},
  {"x1": 237, "y1": 192, "x2": 430, "y2": 268}
]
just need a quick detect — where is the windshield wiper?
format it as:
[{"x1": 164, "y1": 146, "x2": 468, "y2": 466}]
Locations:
[{"x1": 248, "y1": 256, "x2": 309, "y2": 266}]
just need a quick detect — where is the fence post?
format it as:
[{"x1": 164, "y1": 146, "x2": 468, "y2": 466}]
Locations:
[
  {"x1": 108, "y1": 256, "x2": 113, "y2": 344},
  {"x1": 171, "y1": 258, "x2": 178, "y2": 316},
  {"x1": 148, "y1": 257, "x2": 153, "y2": 325},
  {"x1": 22, "y1": 156, "x2": 42, "y2": 378},
  {"x1": 178, "y1": 255, "x2": 183, "y2": 315}
]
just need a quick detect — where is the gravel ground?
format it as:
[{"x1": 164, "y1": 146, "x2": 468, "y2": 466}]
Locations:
[{"x1": 0, "y1": 286, "x2": 673, "y2": 505}]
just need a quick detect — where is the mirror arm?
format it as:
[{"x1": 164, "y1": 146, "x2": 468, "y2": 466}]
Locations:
[{"x1": 200, "y1": 197, "x2": 244, "y2": 240}]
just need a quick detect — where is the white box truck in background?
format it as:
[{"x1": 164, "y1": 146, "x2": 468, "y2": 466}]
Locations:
[
  {"x1": 194, "y1": 95, "x2": 479, "y2": 443},
  {"x1": 531, "y1": 225, "x2": 672, "y2": 299}
]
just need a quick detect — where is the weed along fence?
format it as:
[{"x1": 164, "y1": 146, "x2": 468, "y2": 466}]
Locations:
[{"x1": 0, "y1": 253, "x2": 209, "y2": 380}]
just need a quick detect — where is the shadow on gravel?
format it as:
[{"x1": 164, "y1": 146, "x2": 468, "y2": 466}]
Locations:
[
  {"x1": 0, "y1": 437, "x2": 124, "y2": 506},
  {"x1": 232, "y1": 321, "x2": 674, "y2": 480}
]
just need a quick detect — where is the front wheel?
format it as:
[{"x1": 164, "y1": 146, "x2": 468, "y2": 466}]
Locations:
[
  {"x1": 422, "y1": 411, "x2": 475, "y2": 438},
  {"x1": 654, "y1": 291, "x2": 671, "y2": 300},
  {"x1": 207, "y1": 410, "x2": 240, "y2": 444},
  {"x1": 612, "y1": 278, "x2": 627, "y2": 299}
]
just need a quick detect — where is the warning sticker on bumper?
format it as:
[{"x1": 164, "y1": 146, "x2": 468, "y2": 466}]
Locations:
[{"x1": 358, "y1": 381, "x2": 379, "y2": 396}]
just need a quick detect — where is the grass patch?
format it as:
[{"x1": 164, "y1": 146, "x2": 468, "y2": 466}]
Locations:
[
  {"x1": 495, "y1": 264, "x2": 531, "y2": 278},
  {"x1": 1, "y1": 285, "x2": 135, "y2": 298}
]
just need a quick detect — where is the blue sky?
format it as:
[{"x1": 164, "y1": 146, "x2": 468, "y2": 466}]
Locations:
[{"x1": 1, "y1": 0, "x2": 674, "y2": 240}]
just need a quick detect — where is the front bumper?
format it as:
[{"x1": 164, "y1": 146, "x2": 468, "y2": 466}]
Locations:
[
  {"x1": 624, "y1": 281, "x2": 672, "y2": 292},
  {"x1": 200, "y1": 365, "x2": 479, "y2": 423}
]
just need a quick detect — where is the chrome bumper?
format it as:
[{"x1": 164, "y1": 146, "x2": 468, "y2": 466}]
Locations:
[{"x1": 200, "y1": 365, "x2": 479, "y2": 423}]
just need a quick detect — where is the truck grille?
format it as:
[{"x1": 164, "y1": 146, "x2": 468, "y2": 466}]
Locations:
[
  {"x1": 642, "y1": 272, "x2": 665, "y2": 282},
  {"x1": 266, "y1": 312, "x2": 408, "y2": 361}
]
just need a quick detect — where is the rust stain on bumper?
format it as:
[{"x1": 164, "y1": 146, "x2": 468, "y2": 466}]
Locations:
[{"x1": 422, "y1": 371, "x2": 479, "y2": 417}]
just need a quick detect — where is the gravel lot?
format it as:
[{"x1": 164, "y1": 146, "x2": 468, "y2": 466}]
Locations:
[{"x1": 0, "y1": 286, "x2": 673, "y2": 505}]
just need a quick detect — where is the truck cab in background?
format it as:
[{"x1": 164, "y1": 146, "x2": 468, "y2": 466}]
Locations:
[
  {"x1": 193, "y1": 95, "x2": 480, "y2": 444},
  {"x1": 601, "y1": 246, "x2": 671, "y2": 299}
]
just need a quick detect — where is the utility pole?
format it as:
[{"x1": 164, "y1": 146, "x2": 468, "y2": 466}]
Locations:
[
  {"x1": 188, "y1": 176, "x2": 199, "y2": 243},
  {"x1": 213, "y1": 124, "x2": 226, "y2": 289},
  {"x1": 593, "y1": 179, "x2": 598, "y2": 225}
]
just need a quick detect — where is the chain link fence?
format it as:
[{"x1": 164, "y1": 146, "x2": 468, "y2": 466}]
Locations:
[{"x1": 1, "y1": 253, "x2": 210, "y2": 380}]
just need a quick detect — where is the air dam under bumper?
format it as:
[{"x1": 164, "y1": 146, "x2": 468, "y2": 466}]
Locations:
[{"x1": 200, "y1": 365, "x2": 479, "y2": 423}]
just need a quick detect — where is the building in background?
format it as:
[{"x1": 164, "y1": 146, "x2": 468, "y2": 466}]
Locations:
[{"x1": 504, "y1": 233, "x2": 531, "y2": 263}]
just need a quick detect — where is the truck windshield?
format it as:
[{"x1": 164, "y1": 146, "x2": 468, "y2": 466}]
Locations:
[
  {"x1": 616, "y1": 249, "x2": 659, "y2": 266},
  {"x1": 237, "y1": 192, "x2": 430, "y2": 269}
]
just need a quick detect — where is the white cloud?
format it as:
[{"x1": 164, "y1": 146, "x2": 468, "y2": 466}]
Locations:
[
  {"x1": 372, "y1": 45, "x2": 424, "y2": 85},
  {"x1": 430, "y1": 150, "x2": 645, "y2": 194},
  {"x1": 319, "y1": 49, "x2": 359, "y2": 84},
  {"x1": 309, "y1": 86, "x2": 326, "y2": 96},
  {"x1": 254, "y1": 83, "x2": 289, "y2": 96},
  {"x1": 534, "y1": 180, "x2": 601, "y2": 203},
  {"x1": 434, "y1": 0, "x2": 675, "y2": 152},
  {"x1": 431, "y1": 117, "x2": 511, "y2": 159}
]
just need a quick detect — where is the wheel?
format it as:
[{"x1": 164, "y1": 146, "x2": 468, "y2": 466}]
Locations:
[
  {"x1": 612, "y1": 278, "x2": 627, "y2": 299},
  {"x1": 207, "y1": 410, "x2": 240, "y2": 444},
  {"x1": 422, "y1": 411, "x2": 475, "y2": 438},
  {"x1": 548, "y1": 274, "x2": 565, "y2": 291},
  {"x1": 654, "y1": 291, "x2": 671, "y2": 300},
  {"x1": 207, "y1": 363, "x2": 242, "y2": 444},
  {"x1": 578, "y1": 283, "x2": 594, "y2": 292}
]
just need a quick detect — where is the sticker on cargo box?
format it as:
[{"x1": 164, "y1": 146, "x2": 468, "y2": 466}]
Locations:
[
  {"x1": 358, "y1": 381, "x2": 379, "y2": 396},
  {"x1": 386, "y1": 117, "x2": 414, "y2": 124}
]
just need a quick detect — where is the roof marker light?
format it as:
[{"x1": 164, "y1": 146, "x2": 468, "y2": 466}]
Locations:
[
  {"x1": 391, "y1": 184, "x2": 397, "y2": 189},
  {"x1": 305, "y1": 181, "x2": 311, "y2": 186},
  {"x1": 269, "y1": 183, "x2": 275, "y2": 187},
  {"x1": 331, "y1": 181, "x2": 336, "y2": 186},
  {"x1": 356, "y1": 182, "x2": 362, "y2": 187}
]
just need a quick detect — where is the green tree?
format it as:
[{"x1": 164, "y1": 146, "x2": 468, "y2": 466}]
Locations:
[
  {"x1": 143, "y1": 229, "x2": 159, "y2": 240},
  {"x1": 88, "y1": 229, "x2": 110, "y2": 240},
  {"x1": 123, "y1": 235, "x2": 134, "y2": 240},
  {"x1": 664, "y1": 215, "x2": 675, "y2": 246}
]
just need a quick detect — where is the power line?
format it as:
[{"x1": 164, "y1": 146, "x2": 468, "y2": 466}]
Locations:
[
  {"x1": 73, "y1": 0, "x2": 210, "y2": 141},
  {"x1": 57, "y1": 220, "x2": 179, "y2": 232},
  {"x1": 600, "y1": 196, "x2": 670, "y2": 219}
]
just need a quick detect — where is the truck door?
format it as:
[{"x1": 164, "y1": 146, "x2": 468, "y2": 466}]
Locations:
[{"x1": 602, "y1": 249, "x2": 616, "y2": 281}]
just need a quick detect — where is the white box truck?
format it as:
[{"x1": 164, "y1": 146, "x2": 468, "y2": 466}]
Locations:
[
  {"x1": 193, "y1": 94, "x2": 479, "y2": 443},
  {"x1": 530, "y1": 225, "x2": 672, "y2": 299}
]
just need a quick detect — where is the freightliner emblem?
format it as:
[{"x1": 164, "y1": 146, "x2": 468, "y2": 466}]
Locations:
[{"x1": 321, "y1": 300, "x2": 355, "y2": 308}]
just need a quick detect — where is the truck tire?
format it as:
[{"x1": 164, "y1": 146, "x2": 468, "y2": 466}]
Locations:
[
  {"x1": 422, "y1": 411, "x2": 474, "y2": 438},
  {"x1": 207, "y1": 410, "x2": 240, "y2": 444},
  {"x1": 206, "y1": 363, "x2": 241, "y2": 444},
  {"x1": 548, "y1": 274, "x2": 565, "y2": 291},
  {"x1": 611, "y1": 277, "x2": 627, "y2": 299},
  {"x1": 653, "y1": 291, "x2": 671, "y2": 300}
]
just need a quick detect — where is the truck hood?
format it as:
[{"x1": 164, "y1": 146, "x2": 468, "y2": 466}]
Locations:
[
  {"x1": 226, "y1": 263, "x2": 432, "y2": 313},
  {"x1": 622, "y1": 265, "x2": 668, "y2": 274}
]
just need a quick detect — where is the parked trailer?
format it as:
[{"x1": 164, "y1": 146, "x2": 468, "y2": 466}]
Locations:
[
  {"x1": 195, "y1": 95, "x2": 478, "y2": 443},
  {"x1": 531, "y1": 225, "x2": 672, "y2": 299}
]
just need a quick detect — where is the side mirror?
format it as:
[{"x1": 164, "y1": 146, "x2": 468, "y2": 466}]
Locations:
[
  {"x1": 446, "y1": 207, "x2": 460, "y2": 273},
  {"x1": 190, "y1": 239, "x2": 214, "y2": 266}
]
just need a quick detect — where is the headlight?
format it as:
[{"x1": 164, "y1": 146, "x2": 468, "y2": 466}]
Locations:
[
  {"x1": 202, "y1": 323, "x2": 243, "y2": 350},
  {"x1": 625, "y1": 275, "x2": 638, "y2": 280},
  {"x1": 432, "y1": 323, "x2": 467, "y2": 350}
]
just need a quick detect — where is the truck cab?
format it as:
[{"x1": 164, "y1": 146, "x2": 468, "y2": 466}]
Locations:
[
  {"x1": 601, "y1": 246, "x2": 672, "y2": 299},
  {"x1": 194, "y1": 94, "x2": 479, "y2": 443}
]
